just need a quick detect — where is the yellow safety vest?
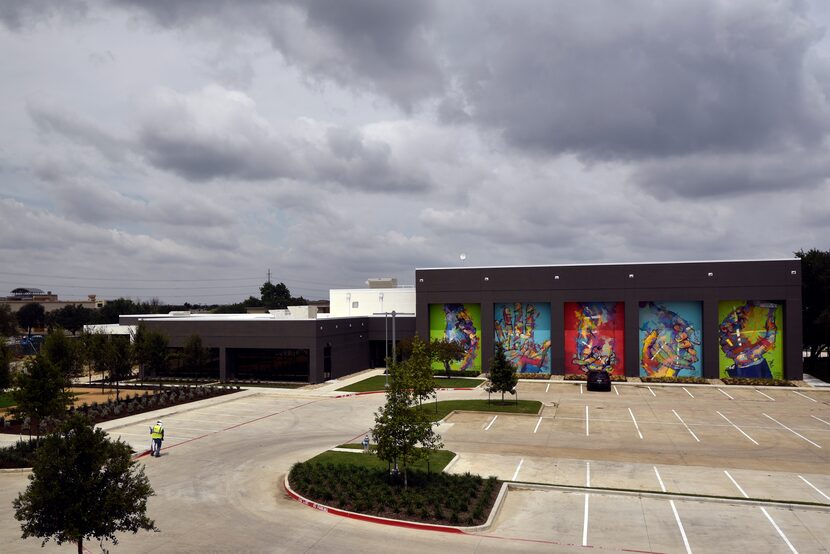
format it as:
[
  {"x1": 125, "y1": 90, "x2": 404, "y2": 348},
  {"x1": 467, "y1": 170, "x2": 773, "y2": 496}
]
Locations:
[{"x1": 151, "y1": 424, "x2": 164, "y2": 440}]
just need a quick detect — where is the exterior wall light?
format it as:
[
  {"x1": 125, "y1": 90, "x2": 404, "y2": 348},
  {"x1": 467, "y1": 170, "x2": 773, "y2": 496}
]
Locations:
[
  {"x1": 628, "y1": 273, "x2": 634, "y2": 279},
  {"x1": 554, "y1": 275, "x2": 560, "y2": 280},
  {"x1": 419, "y1": 278, "x2": 424, "y2": 283},
  {"x1": 791, "y1": 270, "x2": 797, "y2": 275},
  {"x1": 484, "y1": 276, "x2": 490, "y2": 281},
  {"x1": 707, "y1": 272, "x2": 714, "y2": 277}
]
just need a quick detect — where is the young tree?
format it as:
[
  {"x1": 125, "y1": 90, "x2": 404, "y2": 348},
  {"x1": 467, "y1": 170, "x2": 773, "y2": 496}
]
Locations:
[
  {"x1": 41, "y1": 328, "x2": 83, "y2": 381},
  {"x1": 10, "y1": 355, "x2": 72, "y2": 437},
  {"x1": 797, "y1": 249, "x2": 830, "y2": 373},
  {"x1": 0, "y1": 304, "x2": 17, "y2": 336},
  {"x1": 16, "y1": 303, "x2": 45, "y2": 334},
  {"x1": 13, "y1": 414, "x2": 157, "y2": 554},
  {"x1": 181, "y1": 334, "x2": 208, "y2": 374},
  {"x1": 372, "y1": 338, "x2": 442, "y2": 488},
  {"x1": 105, "y1": 337, "x2": 133, "y2": 401},
  {"x1": 430, "y1": 338, "x2": 467, "y2": 378},
  {"x1": 82, "y1": 331, "x2": 109, "y2": 386},
  {"x1": 487, "y1": 343, "x2": 518, "y2": 405}
]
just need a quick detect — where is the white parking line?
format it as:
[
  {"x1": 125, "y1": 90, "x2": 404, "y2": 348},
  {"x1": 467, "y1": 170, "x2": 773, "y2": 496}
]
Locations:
[
  {"x1": 583, "y1": 462, "x2": 590, "y2": 546},
  {"x1": 724, "y1": 470, "x2": 749, "y2": 498},
  {"x1": 483, "y1": 415, "x2": 498, "y2": 431},
  {"x1": 793, "y1": 390, "x2": 818, "y2": 403},
  {"x1": 812, "y1": 415, "x2": 830, "y2": 427},
  {"x1": 763, "y1": 413, "x2": 822, "y2": 448},
  {"x1": 798, "y1": 475, "x2": 830, "y2": 502},
  {"x1": 585, "y1": 405, "x2": 590, "y2": 437},
  {"x1": 545, "y1": 383, "x2": 550, "y2": 393},
  {"x1": 580, "y1": 384, "x2": 583, "y2": 395},
  {"x1": 717, "y1": 411, "x2": 759, "y2": 445},
  {"x1": 533, "y1": 417, "x2": 543, "y2": 434},
  {"x1": 673, "y1": 409, "x2": 700, "y2": 442},
  {"x1": 613, "y1": 385, "x2": 619, "y2": 395},
  {"x1": 628, "y1": 407, "x2": 643, "y2": 439},
  {"x1": 683, "y1": 387, "x2": 694, "y2": 399},
  {"x1": 761, "y1": 508, "x2": 799, "y2": 554},
  {"x1": 755, "y1": 389, "x2": 775, "y2": 401},
  {"x1": 647, "y1": 386, "x2": 656, "y2": 397},
  {"x1": 654, "y1": 466, "x2": 692, "y2": 554},
  {"x1": 511, "y1": 458, "x2": 524, "y2": 481},
  {"x1": 718, "y1": 388, "x2": 735, "y2": 400},
  {"x1": 725, "y1": 471, "x2": 798, "y2": 553}
]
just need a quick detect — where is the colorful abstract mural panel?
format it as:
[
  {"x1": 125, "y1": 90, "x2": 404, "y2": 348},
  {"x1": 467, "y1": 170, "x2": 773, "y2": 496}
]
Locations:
[
  {"x1": 494, "y1": 303, "x2": 552, "y2": 374},
  {"x1": 718, "y1": 301, "x2": 784, "y2": 379},
  {"x1": 563, "y1": 302, "x2": 625, "y2": 376},
  {"x1": 429, "y1": 303, "x2": 482, "y2": 371},
  {"x1": 638, "y1": 302, "x2": 703, "y2": 378}
]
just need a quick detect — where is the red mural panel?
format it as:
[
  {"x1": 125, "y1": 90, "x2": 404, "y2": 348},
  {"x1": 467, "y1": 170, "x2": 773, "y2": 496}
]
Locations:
[{"x1": 563, "y1": 302, "x2": 625, "y2": 376}]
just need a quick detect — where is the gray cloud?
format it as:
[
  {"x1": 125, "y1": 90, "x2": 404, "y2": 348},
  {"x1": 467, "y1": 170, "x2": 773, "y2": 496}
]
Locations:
[
  {"x1": 29, "y1": 102, "x2": 130, "y2": 162},
  {"x1": 0, "y1": 0, "x2": 87, "y2": 30}
]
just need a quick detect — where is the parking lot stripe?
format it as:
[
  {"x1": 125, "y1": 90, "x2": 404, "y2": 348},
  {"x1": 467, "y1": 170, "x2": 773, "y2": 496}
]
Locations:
[
  {"x1": 793, "y1": 390, "x2": 818, "y2": 403},
  {"x1": 798, "y1": 475, "x2": 830, "y2": 502},
  {"x1": 763, "y1": 413, "x2": 822, "y2": 448},
  {"x1": 511, "y1": 458, "x2": 524, "y2": 481},
  {"x1": 718, "y1": 388, "x2": 735, "y2": 400},
  {"x1": 653, "y1": 468, "x2": 694, "y2": 554},
  {"x1": 760, "y1": 507, "x2": 799, "y2": 554},
  {"x1": 653, "y1": 466, "x2": 667, "y2": 492},
  {"x1": 628, "y1": 407, "x2": 644, "y2": 439},
  {"x1": 647, "y1": 386, "x2": 657, "y2": 397},
  {"x1": 717, "y1": 411, "x2": 759, "y2": 445},
  {"x1": 533, "y1": 417, "x2": 543, "y2": 434},
  {"x1": 724, "y1": 470, "x2": 749, "y2": 498},
  {"x1": 583, "y1": 462, "x2": 590, "y2": 546},
  {"x1": 755, "y1": 389, "x2": 775, "y2": 401},
  {"x1": 585, "y1": 405, "x2": 590, "y2": 436},
  {"x1": 483, "y1": 415, "x2": 498, "y2": 431},
  {"x1": 580, "y1": 384, "x2": 583, "y2": 395},
  {"x1": 545, "y1": 383, "x2": 550, "y2": 393},
  {"x1": 613, "y1": 385, "x2": 619, "y2": 395},
  {"x1": 812, "y1": 415, "x2": 830, "y2": 427},
  {"x1": 672, "y1": 410, "x2": 700, "y2": 442},
  {"x1": 683, "y1": 387, "x2": 694, "y2": 399}
]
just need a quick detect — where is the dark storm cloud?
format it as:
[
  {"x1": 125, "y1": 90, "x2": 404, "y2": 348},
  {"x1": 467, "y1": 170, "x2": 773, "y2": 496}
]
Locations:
[{"x1": 0, "y1": 0, "x2": 87, "y2": 30}]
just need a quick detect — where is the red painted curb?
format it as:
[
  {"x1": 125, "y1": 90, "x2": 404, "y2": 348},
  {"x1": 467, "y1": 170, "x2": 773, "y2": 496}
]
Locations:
[{"x1": 284, "y1": 478, "x2": 464, "y2": 534}]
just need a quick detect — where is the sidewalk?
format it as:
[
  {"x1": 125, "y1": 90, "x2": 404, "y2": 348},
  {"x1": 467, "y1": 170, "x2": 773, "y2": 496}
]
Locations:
[{"x1": 803, "y1": 373, "x2": 830, "y2": 387}]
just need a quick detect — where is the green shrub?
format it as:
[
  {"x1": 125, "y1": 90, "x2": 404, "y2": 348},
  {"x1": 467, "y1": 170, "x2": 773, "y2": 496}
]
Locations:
[
  {"x1": 514, "y1": 372, "x2": 550, "y2": 380},
  {"x1": 721, "y1": 377, "x2": 794, "y2": 387},
  {"x1": 0, "y1": 438, "x2": 42, "y2": 468},
  {"x1": 641, "y1": 375, "x2": 708, "y2": 384}
]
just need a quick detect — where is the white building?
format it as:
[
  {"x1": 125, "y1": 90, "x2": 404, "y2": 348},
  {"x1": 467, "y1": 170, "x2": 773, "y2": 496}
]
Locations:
[{"x1": 328, "y1": 278, "x2": 415, "y2": 317}]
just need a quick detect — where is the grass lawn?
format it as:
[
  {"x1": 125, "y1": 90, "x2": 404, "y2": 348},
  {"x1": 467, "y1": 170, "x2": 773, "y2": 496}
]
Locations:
[
  {"x1": 336, "y1": 375, "x2": 484, "y2": 393},
  {"x1": 0, "y1": 392, "x2": 14, "y2": 409},
  {"x1": 307, "y1": 448, "x2": 456, "y2": 472},
  {"x1": 416, "y1": 399, "x2": 542, "y2": 421}
]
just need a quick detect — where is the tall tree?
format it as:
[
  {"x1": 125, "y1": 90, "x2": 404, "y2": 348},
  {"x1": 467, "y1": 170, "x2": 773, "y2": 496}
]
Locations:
[
  {"x1": 16, "y1": 303, "x2": 45, "y2": 334},
  {"x1": 41, "y1": 329, "x2": 83, "y2": 380},
  {"x1": 797, "y1": 249, "x2": 830, "y2": 372},
  {"x1": 181, "y1": 334, "x2": 208, "y2": 374},
  {"x1": 0, "y1": 336, "x2": 12, "y2": 390},
  {"x1": 46, "y1": 304, "x2": 94, "y2": 335},
  {"x1": 13, "y1": 415, "x2": 157, "y2": 554},
  {"x1": 10, "y1": 355, "x2": 72, "y2": 437},
  {"x1": 486, "y1": 343, "x2": 518, "y2": 404},
  {"x1": 105, "y1": 337, "x2": 133, "y2": 401},
  {"x1": 132, "y1": 325, "x2": 168, "y2": 379},
  {"x1": 0, "y1": 304, "x2": 17, "y2": 336}
]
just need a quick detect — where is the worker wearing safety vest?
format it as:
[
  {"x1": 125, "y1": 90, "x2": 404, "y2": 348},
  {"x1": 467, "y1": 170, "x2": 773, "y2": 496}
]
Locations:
[{"x1": 149, "y1": 420, "x2": 164, "y2": 457}]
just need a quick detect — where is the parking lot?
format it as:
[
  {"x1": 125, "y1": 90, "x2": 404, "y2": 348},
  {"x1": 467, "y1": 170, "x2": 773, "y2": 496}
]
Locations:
[{"x1": 441, "y1": 382, "x2": 830, "y2": 553}]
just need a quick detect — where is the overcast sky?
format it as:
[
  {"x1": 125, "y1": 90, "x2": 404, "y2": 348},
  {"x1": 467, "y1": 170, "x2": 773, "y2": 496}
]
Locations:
[{"x1": 1, "y1": 0, "x2": 829, "y2": 303}]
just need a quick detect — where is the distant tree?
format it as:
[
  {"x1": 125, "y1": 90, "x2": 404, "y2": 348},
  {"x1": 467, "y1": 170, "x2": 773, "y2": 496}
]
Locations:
[
  {"x1": 97, "y1": 298, "x2": 140, "y2": 324},
  {"x1": 181, "y1": 334, "x2": 208, "y2": 374},
  {"x1": 13, "y1": 414, "x2": 157, "y2": 554},
  {"x1": 104, "y1": 337, "x2": 133, "y2": 401},
  {"x1": 0, "y1": 304, "x2": 17, "y2": 336},
  {"x1": 132, "y1": 325, "x2": 168, "y2": 379},
  {"x1": 16, "y1": 303, "x2": 45, "y2": 333},
  {"x1": 46, "y1": 304, "x2": 94, "y2": 335},
  {"x1": 260, "y1": 281, "x2": 292, "y2": 309},
  {"x1": 0, "y1": 337, "x2": 12, "y2": 390},
  {"x1": 41, "y1": 329, "x2": 83, "y2": 380},
  {"x1": 430, "y1": 338, "x2": 467, "y2": 378},
  {"x1": 10, "y1": 355, "x2": 72, "y2": 437},
  {"x1": 486, "y1": 344, "x2": 518, "y2": 405},
  {"x1": 797, "y1": 249, "x2": 830, "y2": 373},
  {"x1": 82, "y1": 331, "x2": 109, "y2": 385}
]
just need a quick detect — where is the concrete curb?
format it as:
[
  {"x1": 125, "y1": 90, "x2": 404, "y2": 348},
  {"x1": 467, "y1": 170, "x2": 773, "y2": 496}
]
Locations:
[
  {"x1": 442, "y1": 452, "x2": 460, "y2": 473},
  {"x1": 507, "y1": 482, "x2": 830, "y2": 512},
  {"x1": 0, "y1": 467, "x2": 31, "y2": 473}
]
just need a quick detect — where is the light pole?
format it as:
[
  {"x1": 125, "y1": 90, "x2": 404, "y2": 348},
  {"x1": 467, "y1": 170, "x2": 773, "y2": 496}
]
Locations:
[{"x1": 373, "y1": 310, "x2": 414, "y2": 388}]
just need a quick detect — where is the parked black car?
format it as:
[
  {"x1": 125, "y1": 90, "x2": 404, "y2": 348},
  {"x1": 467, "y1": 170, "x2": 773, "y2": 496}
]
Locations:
[{"x1": 586, "y1": 369, "x2": 612, "y2": 391}]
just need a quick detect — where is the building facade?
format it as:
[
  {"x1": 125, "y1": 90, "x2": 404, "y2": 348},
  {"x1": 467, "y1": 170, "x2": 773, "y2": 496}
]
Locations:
[{"x1": 416, "y1": 259, "x2": 802, "y2": 380}]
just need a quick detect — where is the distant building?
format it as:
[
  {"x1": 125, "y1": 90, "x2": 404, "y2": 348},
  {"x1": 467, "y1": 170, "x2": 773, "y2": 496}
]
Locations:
[{"x1": 1, "y1": 288, "x2": 106, "y2": 313}]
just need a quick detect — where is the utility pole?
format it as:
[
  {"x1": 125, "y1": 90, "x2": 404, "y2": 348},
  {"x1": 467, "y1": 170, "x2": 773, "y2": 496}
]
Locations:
[{"x1": 267, "y1": 268, "x2": 271, "y2": 284}]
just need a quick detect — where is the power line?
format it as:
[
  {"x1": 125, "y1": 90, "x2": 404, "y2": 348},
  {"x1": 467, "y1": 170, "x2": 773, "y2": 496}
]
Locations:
[{"x1": 0, "y1": 270, "x2": 262, "y2": 282}]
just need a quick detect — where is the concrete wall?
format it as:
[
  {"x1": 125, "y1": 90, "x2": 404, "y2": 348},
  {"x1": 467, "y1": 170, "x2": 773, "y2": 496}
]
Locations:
[
  {"x1": 415, "y1": 260, "x2": 803, "y2": 380},
  {"x1": 329, "y1": 287, "x2": 416, "y2": 317}
]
